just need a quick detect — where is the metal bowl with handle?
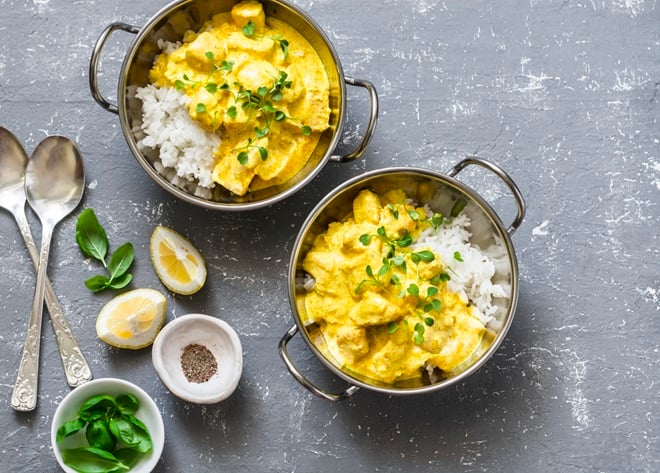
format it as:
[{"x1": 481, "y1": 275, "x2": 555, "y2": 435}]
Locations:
[
  {"x1": 89, "y1": 0, "x2": 378, "y2": 210},
  {"x1": 279, "y1": 157, "x2": 526, "y2": 400}
]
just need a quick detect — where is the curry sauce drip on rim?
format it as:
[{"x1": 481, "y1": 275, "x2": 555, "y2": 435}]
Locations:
[
  {"x1": 299, "y1": 188, "x2": 502, "y2": 385},
  {"x1": 147, "y1": 0, "x2": 331, "y2": 196}
]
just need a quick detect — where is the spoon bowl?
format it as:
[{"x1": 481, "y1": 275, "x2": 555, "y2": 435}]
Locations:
[
  {"x1": 0, "y1": 127, "x2": 28, "y2": 209},
  {"x1": 11, "y1": 136, "x2": 86, "y2": 411},
  {"x1": 25, "y1": 138, "x2": 85, "y2": 225}
]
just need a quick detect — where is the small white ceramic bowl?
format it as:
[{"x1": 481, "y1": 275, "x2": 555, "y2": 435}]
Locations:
[
  {"x1": 152, "y1": 313, "x2": 243, "y2": 404},
  {"x1": 51, "y1": 377, "x2": 164, "y2": 473}
]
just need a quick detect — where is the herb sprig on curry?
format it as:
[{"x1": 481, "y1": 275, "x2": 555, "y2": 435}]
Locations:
[{"x1": 145, "y1": 0, "x2": 331, "y2": 196}]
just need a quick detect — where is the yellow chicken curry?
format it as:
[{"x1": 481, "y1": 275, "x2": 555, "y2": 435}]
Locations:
[
  {"x1": 300, "y1": 189, "x2": 486, "y2": 384},
  {"x1": 149, "y1": 1, "x2": 331, "y2": 195}
]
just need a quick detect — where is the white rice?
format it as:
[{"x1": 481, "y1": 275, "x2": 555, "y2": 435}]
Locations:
[
  {"x1": 414, "y1": 211, "x2": 506, "y2": 325},
  {"x1": 135, "y1": 83, "x2": 219, "y2": 191}
]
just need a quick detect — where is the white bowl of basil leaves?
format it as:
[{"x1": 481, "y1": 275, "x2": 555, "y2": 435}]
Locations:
[{"x1": 51, "y1": 378, "x2": 164, "y2": 473}]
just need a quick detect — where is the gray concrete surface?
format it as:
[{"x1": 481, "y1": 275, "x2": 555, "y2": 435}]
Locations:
[{"x1": 1, "y1": 0, "x2": 658, "y2": 471}]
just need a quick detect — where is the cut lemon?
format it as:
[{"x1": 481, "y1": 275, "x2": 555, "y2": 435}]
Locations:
[
  {"x1": 150, "y1": 225, "x2": 207, "y2": 295},
  {"x1": 96, "y1": 288, "x2": 166, "y2": 349}
]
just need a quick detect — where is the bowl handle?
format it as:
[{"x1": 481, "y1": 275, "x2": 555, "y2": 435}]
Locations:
[
  {"x1": 278, "y1": 324, "x2": 360, "y2": 401},
  {"x1": 330, "y1": 77, "x2": 379, "y2": 163},
  {"x1": 448, "y1": 157, "x2": 526, "y2": 235},
  {"x1": 89, "y1": 22, "x2": 140, "y2": 114}
]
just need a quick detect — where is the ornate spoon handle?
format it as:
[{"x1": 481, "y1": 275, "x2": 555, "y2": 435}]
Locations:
[
  {"x1": 15, "y1": 209, "x2": 92, "y2": 388},
  {"x1": 12, "y1": 226, "x2": 52, "y2": 411}
]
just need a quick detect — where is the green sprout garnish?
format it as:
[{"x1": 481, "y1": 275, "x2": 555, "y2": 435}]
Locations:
[
  {"x1": 413, "y1": 323, "x2": 425, "y2": 345},
  {"x1": 410, "y1": 250, "x2": 435, "y2": 264},
  {"x1": 241, "y1": 20, "x2": 290, "y2": 59},
  {"x1": 450, "y1": 198, "x2": 467, "y2": 217},
  {"x1": 229, "y1": 70, "x2": 312, "y2": 163},
  {"x1": 387, "y1": 322, "x2": 399, "y2": 334},
  {"x1": 234, "y1": 138, "x2": 268, "y2": 165},
  {"x1": 355, "y1": 264, "x2": 387, "y2": 294}
]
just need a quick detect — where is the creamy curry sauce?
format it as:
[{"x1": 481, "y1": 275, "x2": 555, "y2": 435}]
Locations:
[
  {"x1": 150, "y1": 1, "x2": 330, "y2": 195},
  {"x1": 300, "y1": 189, "x2": 486, "y2": 384}
]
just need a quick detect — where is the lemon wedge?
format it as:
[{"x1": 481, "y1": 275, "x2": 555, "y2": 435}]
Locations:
[
  {"x1": 96, "y1": 288, "x2": 167, "y2": 349},
  {"x1": 150, "y1": 225, "x2": 207, "y2": 295}
]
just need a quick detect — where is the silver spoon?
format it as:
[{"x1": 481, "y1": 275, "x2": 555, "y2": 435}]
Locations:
[
  {"x1": 10, "y1": 135, "x2": 86, "y2": 411},
  {"x1": 0, "y1": 128, "x2": 92, "y2": 390}
]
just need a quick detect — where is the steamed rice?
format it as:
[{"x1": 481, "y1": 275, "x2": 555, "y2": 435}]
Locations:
[
  {"x1": 135, "y1": 84, "x2": 220, "y2": 190},
  {"x1": 413, "y1": 210, "x2": 505, "y2": 325}
]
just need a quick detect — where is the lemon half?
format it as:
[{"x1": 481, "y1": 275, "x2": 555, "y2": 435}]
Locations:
[
  {"x1": 96, "y1": 288, "x2": 167, "y2": 349},
  {"x1": 150, "y1": 225, "x2": 207, "y2": 295}
]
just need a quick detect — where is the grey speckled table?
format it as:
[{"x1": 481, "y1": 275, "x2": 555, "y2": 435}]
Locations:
[{"x1": 1, "y1": 0, "x2": 658, "y2": 471}]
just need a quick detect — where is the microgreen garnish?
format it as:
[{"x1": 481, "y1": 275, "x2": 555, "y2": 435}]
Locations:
[
  {"x1": 450, "y1": 198, "x2": 467, "y2": 217},
  {"x1": 241, "y1": 20, "x2": 290, "y2": 59},
  {"x1": 387, "y1": 322, "x2": 400, "y2": 334},
  {"x1": 360, "y1": 226, "x2": 413, "y2": 256},
  {"x1": 453, "y1": 251, "x2": 464, "y2": 262},
  {"x1": 387, "y1": 203, "x2": 447, "y2": 231},
  {"x1": 407, "y1": 209, "x2": 421, "y2": 221},
  {"x1": 407, "y1": 284, "x2": 420, "y2": 296},
  {"x1": 56, "y1": 393, "x2": 152, "y2": 473},
  {"x1": 410, "y1": 250, "x2": 435, "y2": 264},
  {"x1": 229, "y1": 70, "x2": 312, "y2": 163},
  {"x1": 234, "y1": 137, "x2": 268, "y2": 165},
  {"x1": 355, "y1": 265, "x2": 386, "y2": 294},
  {"x1": 430, "y1": 213, "x2": 444, "y2": 229},
  {"x1": 175, "y1": 73, "x2": 199, "y2": 91},
  {"x1": 76, "y1": 208, "x2": 134, "y2": 292},
  {"x1": 413, "y1": 323, "x2": 425, "y2": 345},
  {"x1": 175, "y1": 53, "x2": 232, "y2": 93}
]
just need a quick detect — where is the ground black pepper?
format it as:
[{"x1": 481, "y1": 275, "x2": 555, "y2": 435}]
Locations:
[{"x1": 181, "y1": 343, "x2": 218, "y2": 383}]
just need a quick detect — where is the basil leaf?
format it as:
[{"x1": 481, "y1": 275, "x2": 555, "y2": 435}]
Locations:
[
  {"x1": 108, "y1": 273, "x2": 132, "y2": 290},
  {"x1": 109, "y1": 418, "x2": 139, "y2": 447},
  {"x1": 84, "y1": 275, "x2": 110, "y2": 292},
  {"x1": 126, "y1": 415, "x2": 153, "y2": 453},
  {"x1": 76, "y1": 209, "x2": 108, "y2": 262},
  {"x1": 56, "y1": 418, "x2": 85, "y2": 443},
  {"x1": 115, "y1": 394, "x2": 139, "y2": 415},
  {"x1": 79, "y1": 395, "x2": 117, "y2": 418},
  {"x1": 61, "y1": 447, "x2": 129, "y2": 473},
  {"x1": 107, "y1": 243, "x2": 134, "y2": 280},
  {"x1": 113, "y1": 448, "x2": 140, "y2": 469},
  {"x1": 125, "y1": 414, "x2": 147, "y2": 432},
  {"x1": 86, "y1": 420, "x2": 116, "y2": 452}
]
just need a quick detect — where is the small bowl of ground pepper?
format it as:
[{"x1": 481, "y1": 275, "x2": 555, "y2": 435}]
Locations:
[{"x1": 151, "y1": 314, "x2": 243, "y2": 404}]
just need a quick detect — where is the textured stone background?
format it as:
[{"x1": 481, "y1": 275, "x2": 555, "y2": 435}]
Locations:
[{"x1": 0, "y1": 0, "x2": 658, "y2": 471}]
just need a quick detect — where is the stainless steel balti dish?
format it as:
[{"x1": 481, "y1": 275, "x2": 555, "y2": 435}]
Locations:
[
  {"x1": 90, "y1": 0, "x2": 378, "y2": 210},
  {"x1": 279, "y1": 158, "x2": 526, "y2": 400}
]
